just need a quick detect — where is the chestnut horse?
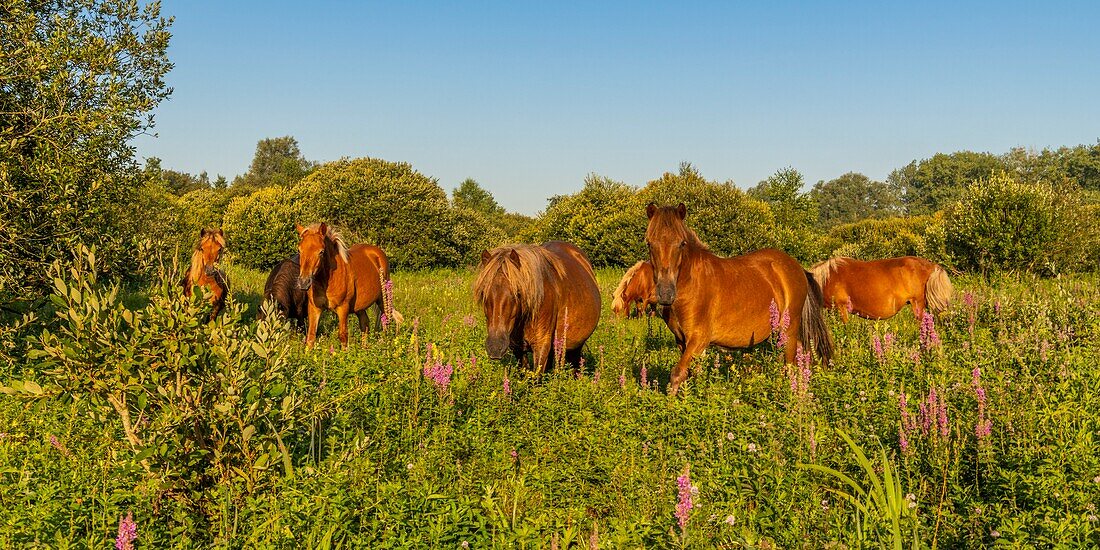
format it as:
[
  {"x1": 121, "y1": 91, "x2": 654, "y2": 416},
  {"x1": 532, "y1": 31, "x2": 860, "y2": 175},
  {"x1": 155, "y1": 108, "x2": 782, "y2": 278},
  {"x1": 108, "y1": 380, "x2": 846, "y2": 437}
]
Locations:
[
  {"x1": 258, "y1": 254, "x2": 308, "y2": 328},
  {"x1": 474, "y1": 242, "x2": 601, "y2": 373},
  {"x1": 181, "y1": 228, "x2": 228, "y2": 320},
  {"x1": 808, "y1": 256, "x2": 953, "y2": 322},
  {"x1": 611, "y1": 260, "x2": 657, "y2": 318},
  {"x1": 295, "y1": 223, "x2": 401, "y2": 348},
  {"x1": 645, "y1": 203, "x2": 833, "y2": 395}
]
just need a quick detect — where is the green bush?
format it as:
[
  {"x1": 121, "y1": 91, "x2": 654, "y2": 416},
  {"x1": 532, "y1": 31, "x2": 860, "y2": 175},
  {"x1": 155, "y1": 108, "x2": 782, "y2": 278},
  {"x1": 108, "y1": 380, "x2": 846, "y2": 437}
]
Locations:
[
  {"x1": 825, "y1": 215, "x2": 939, "y2": 261},
  {"x1": 222, "y1": 185, "x2": 311, "y2": 270},
  {"x1": 943, "y1": 172, "x2": 1093, "y2": 274},
  {"x1": 298, "y1": 157, "x2": 504, "y2": 269},
  {"x1": 533, "y1": 175, "x2": 644, "y2": 266}
]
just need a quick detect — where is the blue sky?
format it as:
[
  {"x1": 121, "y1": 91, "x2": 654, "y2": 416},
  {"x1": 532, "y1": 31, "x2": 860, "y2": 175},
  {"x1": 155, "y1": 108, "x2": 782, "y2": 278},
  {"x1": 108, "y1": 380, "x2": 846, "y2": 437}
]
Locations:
[{"x1": 135, "y1": 1, "x2": 1100, "y2": 214}]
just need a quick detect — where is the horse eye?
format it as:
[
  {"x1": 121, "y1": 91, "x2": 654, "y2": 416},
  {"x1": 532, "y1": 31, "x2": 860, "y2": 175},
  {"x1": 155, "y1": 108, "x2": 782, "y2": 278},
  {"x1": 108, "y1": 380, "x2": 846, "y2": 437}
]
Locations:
[{"x1": 680, "y1": 240, "x2": 687, "y2": 248}]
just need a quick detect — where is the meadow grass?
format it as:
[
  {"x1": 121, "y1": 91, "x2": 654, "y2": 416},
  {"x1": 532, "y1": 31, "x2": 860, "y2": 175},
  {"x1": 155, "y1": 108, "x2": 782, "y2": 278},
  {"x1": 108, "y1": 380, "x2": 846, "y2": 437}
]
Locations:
[{"x1": 1, "y1": 265, "x2": 1098, "y2": 548}]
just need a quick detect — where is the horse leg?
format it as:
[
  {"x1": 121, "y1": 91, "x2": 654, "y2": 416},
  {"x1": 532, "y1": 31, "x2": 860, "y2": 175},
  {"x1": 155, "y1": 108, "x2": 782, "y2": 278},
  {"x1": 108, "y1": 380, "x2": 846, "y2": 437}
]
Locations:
[
  {"x1": 336, "y1": 305, "x2": 350, "y2": 349},
  {"x1": 305, "y1": 304, "x2": 322, "y2": 349},
  {"x1": 669, "y1": 338, "x2": 707, "y2": 396},
  {"x1": 356, "y1": 309, "x2": 370, "y2": 344},
  {"x1": 531, "y1": 338, "x2": 553, "y2": 376},
  {"x1": 564, "y1": 347, "x2": 583, "y2": 372}
]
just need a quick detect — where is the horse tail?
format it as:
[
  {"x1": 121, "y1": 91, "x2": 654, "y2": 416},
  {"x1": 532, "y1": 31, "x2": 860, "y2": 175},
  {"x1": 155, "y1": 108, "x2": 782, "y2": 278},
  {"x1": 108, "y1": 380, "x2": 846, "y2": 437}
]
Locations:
[
  {"x1": 800, "y1": 271, "x2": 834, "y2": 365},
  {"x1": 925, "y1": 264, "x2": 954, "y2": 313}
]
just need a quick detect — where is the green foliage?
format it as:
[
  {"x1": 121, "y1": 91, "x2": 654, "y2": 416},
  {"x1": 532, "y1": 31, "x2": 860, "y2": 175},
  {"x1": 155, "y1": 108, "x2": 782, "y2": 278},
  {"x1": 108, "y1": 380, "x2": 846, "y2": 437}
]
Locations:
[
  {"x1": 222, "y1": 185, "x2": 311, "y2": 270},
  {"x1": 0, "y1": 0, "x2": 173, "y2": 300},
  {"x1": 813, "y1": 172, "x2": 903, "y2": 227},
  {"x1": 826, "y1": 216, "x2": 940, "y2": 261},
  {"x1": 943, "y1": 172, "x2": 1095, "y2": 274},
  {"x1": 640, "y1": 163, "x2": 779, "y2": 258},
  {"x1": 143, "y1": 157, "x2": 212, "y2": 195},
  {"x1": 231, "y1": 136, "x2": 316, "y2": 196},
  {"x1": 534, "y1": 175, "x2": 644, "y2": 266},
  {"x1": 453, "y1": 178, "x2": 505, "y2": 217},
  {"x1": 889, "y1": 151, "x2": 1006, "y2": 214},
  {"x1": 7, "y1": 246, "x2": 308, "y2": 496}
]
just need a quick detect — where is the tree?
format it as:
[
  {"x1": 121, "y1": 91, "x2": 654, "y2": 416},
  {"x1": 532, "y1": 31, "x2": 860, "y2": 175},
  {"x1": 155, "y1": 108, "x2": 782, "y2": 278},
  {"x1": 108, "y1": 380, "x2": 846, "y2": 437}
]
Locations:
[
  {"x1": 1, "y1": 0, "x2": 173, "y2": 300},
  {"x1": 453, "y1": 178, "x2": 504, "y2": 217},
  {"x1": 747, "y1": 167, "x2": 817, "y2": 227},
  {"x1": 535, "y1": 175, "x2": 643, "y2": 266},
  {"x1": 231, "y1": 136, "x2": 315, "y2": 195},
  {"x1": 812, "y1": 172, "x2": 902, "y2": 227},
  {"x1": 142, "y1": 157, "x2": 210, "y2": 195},
  {"x1": 888, "y1": 152, "x2": 1005, "y2": 214}
]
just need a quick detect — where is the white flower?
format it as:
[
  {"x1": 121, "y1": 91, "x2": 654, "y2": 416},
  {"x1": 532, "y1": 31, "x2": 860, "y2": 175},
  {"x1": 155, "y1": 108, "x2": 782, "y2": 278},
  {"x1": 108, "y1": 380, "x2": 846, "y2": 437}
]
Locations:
[
  {"x1": 746, "y1": 443, "x2": 758, "y2": 453},
  {"x1": 725, "y1": 515, "x2": 736, "y2": 525}
]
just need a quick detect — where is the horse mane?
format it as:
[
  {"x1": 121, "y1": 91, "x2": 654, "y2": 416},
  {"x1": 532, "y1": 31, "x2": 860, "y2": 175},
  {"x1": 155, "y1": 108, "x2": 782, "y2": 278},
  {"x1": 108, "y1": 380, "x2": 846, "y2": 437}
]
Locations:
[
  {"x1": 808, "y1": 257, "x2": 851, "y2": 288},
  {"x1": 612, "y1": 260, "x2": 647, "y2": 313},
  {"x1": 474, "y1": 244, "x2": 567, "y2": 313},
  {"x1": 305, "y1": 223, "x2": 350, "y2": 263},
  {"x1": 646, "y1": 207, "x2": 710, "y2": 251}
]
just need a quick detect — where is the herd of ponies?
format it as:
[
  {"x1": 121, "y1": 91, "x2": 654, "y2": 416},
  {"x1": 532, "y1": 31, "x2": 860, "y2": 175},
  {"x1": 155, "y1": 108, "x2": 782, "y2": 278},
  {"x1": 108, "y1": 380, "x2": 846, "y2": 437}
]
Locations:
[{"x1": 182, "y1": 203, "x2": 953, "y2": 395}]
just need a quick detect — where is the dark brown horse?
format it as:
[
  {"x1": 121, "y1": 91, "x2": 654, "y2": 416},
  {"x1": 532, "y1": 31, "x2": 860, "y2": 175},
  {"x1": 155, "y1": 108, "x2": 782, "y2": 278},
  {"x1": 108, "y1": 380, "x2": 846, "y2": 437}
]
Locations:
[
  {"x1": 611, "y1": 260, "x2": 657, "y2": 318},
  {"x1": 645, "y1": 203, "x2": 833, "y2": 395},
  {"x1": 808, "y1": 256, "x2": 953, "y2": 322},
  {"x1": 295, "y1": 223, "x2": 401, "y2": 348},
  {"x1": 181, "y1": 228, "x2": 228, "y2": 320},
  {"x1": 474, "y1": 242, "x2": 601, "y2": 373},
  {"x1": 258, "y1": 254, "x2": 308, "y2": 328}
]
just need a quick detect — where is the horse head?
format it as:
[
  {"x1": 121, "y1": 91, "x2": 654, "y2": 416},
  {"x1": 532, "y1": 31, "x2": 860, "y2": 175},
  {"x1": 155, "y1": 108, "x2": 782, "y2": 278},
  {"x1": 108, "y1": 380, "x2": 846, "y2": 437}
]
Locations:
[
  {"x1": 476, "y1": 248, "x2": 525, "y2": 360},
  {"x1": 198, "y1": 228, "x2": 225, "y2": 277},
  {"x1": 295, "y1": 222, "x2": 328, "y2": 290},
  {"x1": 645, "y1": 203, "x2": 690, "y2": 306}
]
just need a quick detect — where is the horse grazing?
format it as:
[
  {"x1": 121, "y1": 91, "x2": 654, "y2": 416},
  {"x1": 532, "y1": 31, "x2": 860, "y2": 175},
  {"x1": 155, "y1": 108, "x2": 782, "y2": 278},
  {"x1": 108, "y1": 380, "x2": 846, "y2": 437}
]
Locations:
[
  {"x1": 181, "y1": 228, "x2": 228, "y2": 319},
  {"x1": 258, "y1": 254, "x2": 309, "y2": 327},
  {"x1": 474, "y1": 242, "x2": 601, "y2": 373},
  {"x1": 611, "y1": 260, "x2": 657, "y2": 318},
  {"x1": 808, "y1": 256, "x2": 953, "y2": 322},
  {"x1": 295, "y1": 223, "x2": 401, "y2": 348},
  {"x1": 645, "y1": 203, "x2": 833, "y2": 395}
]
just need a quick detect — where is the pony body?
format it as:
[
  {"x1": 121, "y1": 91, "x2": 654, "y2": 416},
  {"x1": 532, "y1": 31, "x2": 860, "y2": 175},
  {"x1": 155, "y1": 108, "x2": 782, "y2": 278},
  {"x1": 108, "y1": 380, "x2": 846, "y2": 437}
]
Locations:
[
  {"x1": 808, "y1": 256, "x2": 953, "y2": 322},
  {"x1": 645, "y1": 203, "x2": 833, "y2": 395},
  {"x1": 181, "y1": 228, "x2": 228, "y2": 320},
  {"x1": 259, "y1": 254, "x2": 308, "y2": 327},
  {"x1": 474, "y1": 241, "x2": 601, "y2": 373},
  {"x1": 611, "y1": 260, "x2": 657, "y2": 318},
  {"x1": 295, "y1": 223, "x2": 398, "y2": 348}
]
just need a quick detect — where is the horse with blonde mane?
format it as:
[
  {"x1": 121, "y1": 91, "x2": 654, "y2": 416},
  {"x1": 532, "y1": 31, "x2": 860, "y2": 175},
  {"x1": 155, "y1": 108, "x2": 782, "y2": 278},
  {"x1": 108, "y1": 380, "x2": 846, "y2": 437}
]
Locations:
[
  {"x1": 181, "y1": 228, "x2": 228, "y2": 320},
  {"x1": 646, "y1": 203, "x2": 833, "y2": 395},
  {"x1": 474, "y1": 241, "x2": 601, "y2": 373},
  {"x1": 808, "y1": 256, "x2": 953, "y2": 322},
  {"x1": 611, "y1": 260, "x2": 657, "y2": 318},
  {"x1": 295, "y1": 223, "x2": 401, "y2": 348}
]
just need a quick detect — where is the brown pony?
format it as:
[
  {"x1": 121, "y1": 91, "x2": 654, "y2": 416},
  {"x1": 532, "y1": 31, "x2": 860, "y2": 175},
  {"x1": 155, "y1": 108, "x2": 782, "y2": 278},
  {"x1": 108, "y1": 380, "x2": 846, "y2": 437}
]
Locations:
[
  {"x1": 611, "y1": 260, "x2": 657, "y2": 318},
  {"x1": 295, "y1": 223, "x2": 400, "y2": 348},
  {"x1": 808, "y1": 256, "x2": 953, "y2": 322},
  {"x1": 645, "y1": 203, "x2": 833, "y2": 395},
  {"x1": 474, "y1": 242, "x2": 601, "y2": 373},
  {"x1": 181, "y1": 228, "x2": 228, "y2": 320}
]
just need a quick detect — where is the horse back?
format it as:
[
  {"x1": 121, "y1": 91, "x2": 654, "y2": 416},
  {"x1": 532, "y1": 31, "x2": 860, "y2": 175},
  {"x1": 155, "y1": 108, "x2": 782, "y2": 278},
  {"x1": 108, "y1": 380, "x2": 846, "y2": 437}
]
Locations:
[
  {"x1": 540, "y1": 241, "x2": 601, "y2": 342},
  {"x1": 346, "y1": 244, "x2": 384, "y2": 311}
]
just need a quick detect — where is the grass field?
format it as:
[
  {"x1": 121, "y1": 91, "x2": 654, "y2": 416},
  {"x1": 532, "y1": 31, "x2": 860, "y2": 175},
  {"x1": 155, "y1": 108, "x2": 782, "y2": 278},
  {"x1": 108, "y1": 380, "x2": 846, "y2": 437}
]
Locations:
[{"x1": 2, "y1": 261, "x2": 1099, "y2": 548}]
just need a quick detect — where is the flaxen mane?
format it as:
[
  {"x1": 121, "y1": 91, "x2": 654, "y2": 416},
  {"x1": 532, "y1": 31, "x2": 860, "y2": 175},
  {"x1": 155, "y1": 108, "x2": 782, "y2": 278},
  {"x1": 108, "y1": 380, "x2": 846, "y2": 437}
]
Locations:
[
  {"x1": 187, "y1": 230, "x2": 227, "y2": 284},
  {"x1": 612, "y1": 260, "x2": 647, "y2": 313},
  {"x1": 808, "y1": 257, "x2": 850, "y2": 289},
  {"x1": 305, "y1": 223, "x2": 350, "y2": 262},
  {"x1": 474, "y1": 245, "x2": 567, "y2": 313}
]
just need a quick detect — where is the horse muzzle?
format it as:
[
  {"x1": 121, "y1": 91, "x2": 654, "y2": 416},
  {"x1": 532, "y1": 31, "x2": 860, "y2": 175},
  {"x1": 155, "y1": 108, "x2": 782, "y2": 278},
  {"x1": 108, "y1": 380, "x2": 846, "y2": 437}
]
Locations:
[
  {"x1": 297, "y1": 277, "x2": 313, "y2": 290},
  {"x1": 655, "y1": 284, "x2": 676, "y2": 306},
  {"x1": 204, "y1": 265, "x2": 218, "y2": 277},
  {"x1": 485, "y1": 335, "x2": 508, "y2": 360}
]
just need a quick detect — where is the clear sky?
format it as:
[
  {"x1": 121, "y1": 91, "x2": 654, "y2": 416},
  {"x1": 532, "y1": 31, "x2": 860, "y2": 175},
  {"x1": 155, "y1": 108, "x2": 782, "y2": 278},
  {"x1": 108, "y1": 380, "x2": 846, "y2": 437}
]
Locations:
[{"x1": 134, "y1": 1, "x2": 1100, "y2": 215}]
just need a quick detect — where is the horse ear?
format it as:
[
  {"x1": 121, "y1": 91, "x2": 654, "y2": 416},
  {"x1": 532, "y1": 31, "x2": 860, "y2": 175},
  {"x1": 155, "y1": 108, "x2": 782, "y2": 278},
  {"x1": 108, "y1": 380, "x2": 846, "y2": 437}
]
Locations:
[
  {"x1": 319, "y1": 222, "x2": 328, "y2": 235},
  {"x1": 676, "y1": 203, "x2": 686, "y2": 220},
  {"x1": 295, "y1": 223, "x2": 305, "y2": 235},
  {"x1": 508, "y1": 249, "x2": 521, "y2": 267},
  {"x1": 200, "y1": 228, "x2": 208, "y2": 237},
  {"x1": 645, "y1": 203, "x2": 658, "y2": 219},
  {"x1": 215, "y1": 229, "x2": 224, "y2": 237},
  {"x1": 480, "y1": 250, "x2": 491, "y2": 265}
]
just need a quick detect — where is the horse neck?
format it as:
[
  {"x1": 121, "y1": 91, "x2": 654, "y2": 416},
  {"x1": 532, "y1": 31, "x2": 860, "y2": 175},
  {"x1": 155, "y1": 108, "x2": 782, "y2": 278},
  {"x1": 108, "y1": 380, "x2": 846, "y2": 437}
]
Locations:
[
  {"x1": 676, "y1": 244, "x2": 714, "y2": 288},
  {"x1": 318, "y1": 238, "x2": 347, "y2": 283}
]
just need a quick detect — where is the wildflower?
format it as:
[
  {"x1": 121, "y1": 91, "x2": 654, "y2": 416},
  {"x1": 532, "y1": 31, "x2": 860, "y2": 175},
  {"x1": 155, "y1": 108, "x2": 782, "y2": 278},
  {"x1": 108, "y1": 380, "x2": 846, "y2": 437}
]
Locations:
[
  {"x1": 619, "y1": 371, "x2": 626, "y2": 389},
  {"x1": 991, "y1": 530, "x2": 1001, "y2": 539},
  {"x1": 640, "y1": 365, "x2": 648, "y2": 388},
  {"x1": 993, "y1": 300, "x2": 1001, "y2": 315},
  {"x1": 769, "y1": 300, "x2": 780, "y2": 332},
  {"x1": 725, "y1": 514, "x2": 736, "y2": 526},
  {"x1": 422, "y1": 349, "x2": 453, "y2": 394},
  {"x1": 380, "y1": 312, "x2": 390, "y2": 331},
  {"x1": 115, "y1": 512, "x2": 137, "y2": 550},
  {"x1": 462, "y1": 314, "x2": 476, "y2": 327},
  {"x1": 872, "y1": 334, "x2": 885, "y2": 364},
  {"x1": 675, "y1": 465, "x2": 695, "y2": 534},
  {"x1": 461, "y1": 541, "x2": 470, "y2": 549},
  {"x1": 973, "y1": 367, "x2": 992, "y2": 441},
  {"x1": 502, "y1": 374, "x2": 511, "y2": 397},
  {"x1": 592, "y1": 368, "x2": 601, "y2": 384},
  {"x1": 906, "y1": 493, "x2": 917, "y2": 509},
  {"x1": 746, "y1": 443, "x2": 758, "y2": 453},
  {"x1": 510, "y1": 448, "x2": 518, "y2": 461},
  {"x1": 821, "y1": 499, "x2": 829, "y2": 512},
  {"x1": 919, "y1": 312, "x2": 941, "y2": 349},
  {"x1": 726, "y1": 432, "x2": 735, "y2": 441},
  {"x1": 769, "y1": 300, "x2": 790, "y2": 348},
  {"x1": 49, "y1": 435, "x2": 70, "y2": 457}
]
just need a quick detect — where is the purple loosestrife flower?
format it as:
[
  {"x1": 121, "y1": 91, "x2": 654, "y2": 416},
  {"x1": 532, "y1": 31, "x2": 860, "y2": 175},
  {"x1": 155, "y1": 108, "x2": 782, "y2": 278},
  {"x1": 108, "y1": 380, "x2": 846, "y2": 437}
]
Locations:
[
  {"x1": 919, "y1": 312, "x2": 941, "y2": 349},
  {"x1": 769, "y1": 300, "x2": 780, "y2": 333},
  {"x1": 619, "y1": 371, "x2": 626, "y2": 389},
  {"x1": 380, "y1": 312, "x2": 390, "y2": 331},
  {"x1": 502, "y1": 374, "x2": 512, "y2": 398},
  {"x1": 972, "y1": 367, "x2": 992, "y2": 441},
  {"x1": 462, "y1": 314, "x2": 476, "y2": 327},
  {"x1": 49, "y1": 435, "x2": 70, "y2": 457},
  {"x1": 640, "y1": 365, "x2": 648, "y2": 388},
  {"x1": 422, "y1": 347, "x2": 453, "y2": 394},
  {"x1": 777, "y1": 309, "x2": 791, "y2": 348},
  {"x1": 872, "y1": 335, "x2": 885, "y2": 364},
  {"x1": 115, "y1": 512, "x2": 137, "y2": 550},
  {"x1": 675, "y1": 465, "x2": 696, "y2": 535}
]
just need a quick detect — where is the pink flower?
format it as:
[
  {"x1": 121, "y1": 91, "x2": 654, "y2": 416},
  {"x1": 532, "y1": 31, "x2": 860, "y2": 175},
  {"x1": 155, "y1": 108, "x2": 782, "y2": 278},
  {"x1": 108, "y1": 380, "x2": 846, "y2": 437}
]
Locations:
[
  {"x1": 115, "y1": 512, "x2": 137, "y2": 550},
  {"x1": 919, "y1": 312, "x2": 941, "y2": 349},
  {"x1": 502, "y1": 374, "x2": 511, "y2": 397},
  {"x1": 640, "y1": 366, "x2": 648, "y2": 388},
  {"x1": 675, "y1": 465, "x2": 695, "y2": 534}
]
